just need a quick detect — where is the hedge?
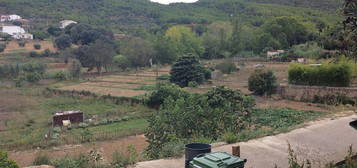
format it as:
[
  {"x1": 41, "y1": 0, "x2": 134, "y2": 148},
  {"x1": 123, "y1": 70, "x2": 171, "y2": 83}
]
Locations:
[{"x1": 288, "y1": 63, "x2": 353, "y2": 87}]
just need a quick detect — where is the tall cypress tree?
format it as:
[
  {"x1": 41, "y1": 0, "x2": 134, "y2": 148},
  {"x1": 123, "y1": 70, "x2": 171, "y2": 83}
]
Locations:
[{"x1": 170, "y1": 54, "x2": 205, "y2": 87}]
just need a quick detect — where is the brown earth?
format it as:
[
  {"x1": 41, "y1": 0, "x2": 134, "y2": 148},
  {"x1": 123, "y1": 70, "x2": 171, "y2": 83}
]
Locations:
[{"x1": 9, "y1": 135, "x2": 147, "y2": 167}]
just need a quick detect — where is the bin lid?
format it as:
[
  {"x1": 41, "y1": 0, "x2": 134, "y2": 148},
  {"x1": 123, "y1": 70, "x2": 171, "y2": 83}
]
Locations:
[{"x1": 190, "y1": 152, "x2": 247, "y2": 168}]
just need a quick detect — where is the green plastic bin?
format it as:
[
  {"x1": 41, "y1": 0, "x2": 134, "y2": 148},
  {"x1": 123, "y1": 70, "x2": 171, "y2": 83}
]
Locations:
[{"x1": 189, "y1": 152, "x2": 247, "y2": 168}]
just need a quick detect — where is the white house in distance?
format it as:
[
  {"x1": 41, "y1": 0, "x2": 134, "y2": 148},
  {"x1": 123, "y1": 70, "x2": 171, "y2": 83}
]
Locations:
[
  {"x1": 267, "y1": 50, "x2": 285, "y2": 59},
  {"x1": 60, "y1": 20, "x2": 77, "y2": 29},
  {"x1": 0, "y1": 14, "x2": 22, "y2": 22},
  {"x1": 0, "y1": 26, "x2": 33, "y2": 39}
]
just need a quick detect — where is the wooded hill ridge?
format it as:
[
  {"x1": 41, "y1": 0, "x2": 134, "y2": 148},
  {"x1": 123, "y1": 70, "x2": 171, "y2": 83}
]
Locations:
[{"x1": 0, "y1": 0, "x2": 342, "y2": 34}]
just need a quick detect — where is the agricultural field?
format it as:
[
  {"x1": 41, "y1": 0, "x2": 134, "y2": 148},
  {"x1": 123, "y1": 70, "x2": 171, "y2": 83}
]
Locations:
[
  {"x1": 0, "y1": 86, "x2": 153, "y2": 151},
  {"x1": 3, "y1": 40, "x2": 56, "y2": 54},
  {"x1": 54, "y1": 61, "x2": 287, "y2": 98},
  {"x1": 52, "y1": 60, "x2": 344, "y2": 113},
  {"x1": 196, "y1": 60, "x2": 289, "y2": 94},
  {"x1": 54, "y1": 66, "x2": 171, "y2": 97}
]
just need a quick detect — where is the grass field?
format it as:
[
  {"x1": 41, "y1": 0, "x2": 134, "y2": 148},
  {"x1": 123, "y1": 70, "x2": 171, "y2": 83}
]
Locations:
[{"x1": 0, "y1": 85, "x2": 153, "y2": 150}]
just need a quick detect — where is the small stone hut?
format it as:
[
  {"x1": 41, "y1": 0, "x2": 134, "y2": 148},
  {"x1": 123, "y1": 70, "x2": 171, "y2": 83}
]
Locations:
[{"x1": 53, "y1": 110, "x2": 83, "y2": 126}]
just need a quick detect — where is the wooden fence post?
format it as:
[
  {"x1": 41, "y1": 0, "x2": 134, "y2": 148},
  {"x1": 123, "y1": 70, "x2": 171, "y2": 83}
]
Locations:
[{"x1": 232, "y1": 146, "x2": 240, "y2": 157}]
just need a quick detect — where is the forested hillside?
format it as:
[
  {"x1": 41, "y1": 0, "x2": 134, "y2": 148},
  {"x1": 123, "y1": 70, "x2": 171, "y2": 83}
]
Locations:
[
  {"x1": 0, "y1": 0, "x2": 341, "y2": 34},
  {"x1": 245, "y1": 0, "x2": 342, "y2": 11}
]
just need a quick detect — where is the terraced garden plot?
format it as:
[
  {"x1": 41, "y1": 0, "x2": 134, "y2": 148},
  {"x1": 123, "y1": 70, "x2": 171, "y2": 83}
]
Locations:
[{"x1": 58, "y1": 68, "x2": 170, "y2": 97}]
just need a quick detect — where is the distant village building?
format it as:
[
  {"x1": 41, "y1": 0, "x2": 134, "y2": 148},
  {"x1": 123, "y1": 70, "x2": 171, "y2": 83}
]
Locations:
[
  {"x1": 53, "y1": 110, "x2": 84, "y2": 126},
  {"x1": 60, "y1": 20, "x2": 77, "y2": 29},
  {"x1": 0, "y1": 14, "x2": 22, "y2": 22},
  {"x1": 297, "y1": 58, "x2": 306, "y2": 63},
  {"x1": 267, "y1": 50, "x2": 285, "y2": 59},
  {"x1": 0, "y1": 26, "x2": 33, "y2": 39}
]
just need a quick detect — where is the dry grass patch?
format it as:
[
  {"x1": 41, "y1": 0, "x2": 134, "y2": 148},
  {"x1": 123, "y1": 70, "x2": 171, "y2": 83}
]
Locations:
[{"x1": 4, "y1": 40, "x2": 56, "y2": 54}]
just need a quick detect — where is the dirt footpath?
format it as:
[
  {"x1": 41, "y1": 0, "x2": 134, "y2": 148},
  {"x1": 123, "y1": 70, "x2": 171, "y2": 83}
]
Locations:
[
  {"x1": 9, "y1": 135, "x2": 147, "y2": 167},
  {"x1": 135, "y1": 114, "x2": 357, "y2": 168}
]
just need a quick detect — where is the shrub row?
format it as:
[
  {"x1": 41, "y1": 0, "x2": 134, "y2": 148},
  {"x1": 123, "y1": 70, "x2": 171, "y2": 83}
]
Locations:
[
  {"x1": 288, "y1": 63, "x2": 353, "y2": 87},
  {"x1": 29, "y1": 49, "x2": 59, "y2": 58},
  {"x1": 0, "y1": 62, "x2": 46, "y2": 82}
]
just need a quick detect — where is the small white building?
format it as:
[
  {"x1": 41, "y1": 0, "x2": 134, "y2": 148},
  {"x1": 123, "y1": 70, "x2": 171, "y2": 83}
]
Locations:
[
  {"x1": 60, "y1": 20, "x2": 77, "y2": 29},
  {"x1": 267, "y1": 50, "x2": 285, "y2": 59},
  {"x1": 0, "y1": 14, "x2": 22, "y2": 22},
  {"x1": 0, "y1": 26, "x2": 33, "y2": 39}
]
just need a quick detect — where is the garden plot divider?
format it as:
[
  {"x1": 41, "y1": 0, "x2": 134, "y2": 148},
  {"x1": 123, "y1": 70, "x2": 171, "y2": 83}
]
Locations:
[
  {"x1": 45, "y1": 87, "x2": 143, "y2": 105},
  {"x1": 277, "y1": 85, "x2": 357, "y2": 103}
]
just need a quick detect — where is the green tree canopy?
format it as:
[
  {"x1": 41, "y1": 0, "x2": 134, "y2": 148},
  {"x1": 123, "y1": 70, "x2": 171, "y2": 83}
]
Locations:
[
  {"x1": 263, "y1": 17, "x2": 309, "y2": 49},
  {"x1": 55, "y1": 34, "x2": 72, "y2": 50},
  {"x1": 113, "y1": 55, "x2": 131, "y2": 71},
  {"x1": 120, "y1": 37, "x2": 155, "y2": 68},
  {"x1": 165, "y1": 26, "x2": 204, "y2": 58},
  {"x1": 74, "y1": 39, "x2": 115, "y2": 74},
  {"x1": 170, "y1": 54, "x2": 206, "y2": 87},
  {"x1": 154, "y1": 36, "x2": 179, "y2": 64},
  {"x1": 202, "y1": 21, "x2": 233, "y2": 59}
]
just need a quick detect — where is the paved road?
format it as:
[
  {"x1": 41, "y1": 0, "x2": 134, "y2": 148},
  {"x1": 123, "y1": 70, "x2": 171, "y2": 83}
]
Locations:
[{"x1": 135, "y1": 115, "x2": 357, "y2": 168}]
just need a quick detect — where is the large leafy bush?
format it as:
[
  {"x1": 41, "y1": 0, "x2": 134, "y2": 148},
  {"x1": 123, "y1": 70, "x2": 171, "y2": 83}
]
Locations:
[
  {"x1": 248, "y1": 69, "x2": 277, "y2": 95},
  {"x1": 145, "y1": 86, "x2": 255, "y2": 159}
]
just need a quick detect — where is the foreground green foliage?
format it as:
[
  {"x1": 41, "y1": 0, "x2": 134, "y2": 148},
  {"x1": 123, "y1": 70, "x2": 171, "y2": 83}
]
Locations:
[
  {"x1": 145, "y1": 86, "x2": 255, "y2": 159},
  {"x1": 0, "y1": 151, "x2": 19, "y2": 168},
  {"x1": 145, "y1": 90, "x2": 324, "y2": 159}
]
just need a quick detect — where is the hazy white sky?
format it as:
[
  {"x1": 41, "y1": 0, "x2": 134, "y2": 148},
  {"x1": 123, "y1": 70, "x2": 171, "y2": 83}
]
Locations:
[{"x1": 150, "y1": 0, "x2": 199, "y2": 5}]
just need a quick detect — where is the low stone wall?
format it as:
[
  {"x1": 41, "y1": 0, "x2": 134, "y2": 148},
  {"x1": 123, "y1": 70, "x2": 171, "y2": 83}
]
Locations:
[{"x1": 277, "y1": 85, "x2": 357, "y2": 101}]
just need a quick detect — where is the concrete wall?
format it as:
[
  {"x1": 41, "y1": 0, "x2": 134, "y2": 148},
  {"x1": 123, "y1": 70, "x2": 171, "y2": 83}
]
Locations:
[{"x1": 277, "y1": 85, "x2": 357, "y2": 101}]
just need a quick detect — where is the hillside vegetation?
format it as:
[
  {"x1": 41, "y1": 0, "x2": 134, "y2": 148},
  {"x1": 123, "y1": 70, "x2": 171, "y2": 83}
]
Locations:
[{"x1": 0, "y1": 0, "x2": 341, "y2": 33}]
